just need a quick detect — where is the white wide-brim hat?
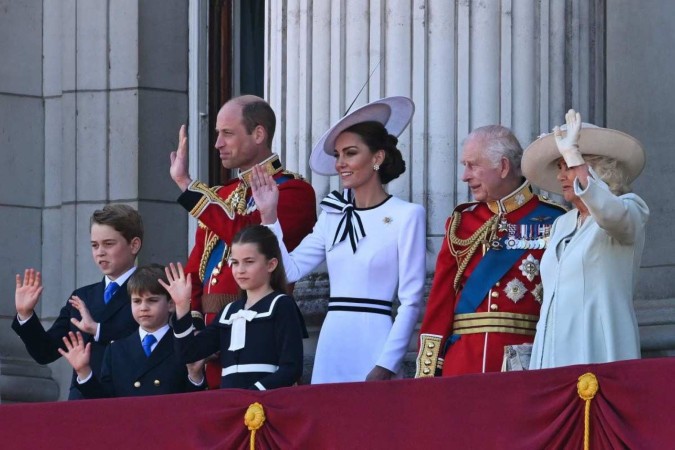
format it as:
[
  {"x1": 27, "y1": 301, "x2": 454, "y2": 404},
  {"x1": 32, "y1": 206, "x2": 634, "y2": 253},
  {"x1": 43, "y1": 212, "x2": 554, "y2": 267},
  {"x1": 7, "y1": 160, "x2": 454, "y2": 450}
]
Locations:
[
  {"x1": 309, "y1": 96, "x2": 415, "y2": 175},
  {"x1": 521, "y1": 124, "x2": 645, "y2": 194}
]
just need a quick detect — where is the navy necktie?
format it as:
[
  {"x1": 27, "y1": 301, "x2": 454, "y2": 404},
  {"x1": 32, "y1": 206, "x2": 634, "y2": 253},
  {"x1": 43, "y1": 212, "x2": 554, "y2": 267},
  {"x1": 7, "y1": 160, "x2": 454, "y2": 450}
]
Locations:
[
  {"x1": 103, "y1": 281, "x2": 119, "y2": 304},
  {"x1": 142, "y1": 334, "x2": 156, "y2": 357}
]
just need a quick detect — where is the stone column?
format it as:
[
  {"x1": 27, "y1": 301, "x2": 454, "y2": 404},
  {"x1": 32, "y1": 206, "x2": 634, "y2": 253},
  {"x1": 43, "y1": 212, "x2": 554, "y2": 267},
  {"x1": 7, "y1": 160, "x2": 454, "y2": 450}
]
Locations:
[
  {"x1": 265, "y1": 0, "x2": 605, "y2": 254},
  {"x1": 264, "y1": 0, "x2": 606, "y2": 376},
  {"x1": 0, "y1": 0, "x2": 190, "y2": 402},
  {"x1": 0, "y1": 0, "x2": 60, "y2": 404}
]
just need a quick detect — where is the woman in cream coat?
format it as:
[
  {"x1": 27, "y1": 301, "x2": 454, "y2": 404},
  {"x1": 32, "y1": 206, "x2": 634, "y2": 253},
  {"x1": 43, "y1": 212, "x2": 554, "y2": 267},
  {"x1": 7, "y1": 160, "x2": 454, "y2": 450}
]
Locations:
[{"x1": 522, "y1": 109, "x2": 649, "y2": 369}]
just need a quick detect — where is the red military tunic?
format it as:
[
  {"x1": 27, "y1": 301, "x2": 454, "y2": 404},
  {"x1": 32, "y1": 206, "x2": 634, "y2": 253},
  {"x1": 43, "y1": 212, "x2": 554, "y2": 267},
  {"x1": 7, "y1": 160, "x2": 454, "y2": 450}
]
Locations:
[
  {"x1": 416, "y1": 182, "x2": 564, "y2": 377},
  {"x1": 179, "y1": 154, "x2": 316, "y2": 388}
]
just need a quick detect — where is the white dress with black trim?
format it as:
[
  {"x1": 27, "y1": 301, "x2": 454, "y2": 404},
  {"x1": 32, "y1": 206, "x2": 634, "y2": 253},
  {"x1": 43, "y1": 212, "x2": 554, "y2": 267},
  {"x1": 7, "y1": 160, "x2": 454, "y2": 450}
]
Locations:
[
  {"x1": 173, "y1": 291, "x2": 304, "y2": 390},
  {"x1": 268, "y1": 191, "x2": 426, "y2": 384}
]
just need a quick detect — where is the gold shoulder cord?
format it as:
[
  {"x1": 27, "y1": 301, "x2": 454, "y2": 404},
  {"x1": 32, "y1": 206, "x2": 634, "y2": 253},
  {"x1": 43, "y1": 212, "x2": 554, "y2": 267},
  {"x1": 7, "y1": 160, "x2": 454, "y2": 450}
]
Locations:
[
  {"x1": 199, "y1": 231, "x2": 220, "y2": 282},
  {"x1": 447, "y1": 211, "x2": 499, "y2": 291}
]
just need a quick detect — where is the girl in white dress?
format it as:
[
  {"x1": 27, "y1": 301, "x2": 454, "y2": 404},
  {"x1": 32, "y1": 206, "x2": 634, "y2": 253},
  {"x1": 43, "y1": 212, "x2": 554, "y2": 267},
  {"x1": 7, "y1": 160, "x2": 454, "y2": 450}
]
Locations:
[{"x1": 252, "y1": 97, "x2": 426, "y2": 383}]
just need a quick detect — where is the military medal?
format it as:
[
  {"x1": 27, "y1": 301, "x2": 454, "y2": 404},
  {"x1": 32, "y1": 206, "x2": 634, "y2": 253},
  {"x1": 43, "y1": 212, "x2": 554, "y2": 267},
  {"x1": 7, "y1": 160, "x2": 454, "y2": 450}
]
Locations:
[
  {"x1": 519, "y1": 254, "x2": 540, "y2": 282},
  {"x1": 498, "y1": 217, "x2": 509, "y2": 233},
  {"x1": 506, "y1": 224, "x2": 518, "y2": 249}
]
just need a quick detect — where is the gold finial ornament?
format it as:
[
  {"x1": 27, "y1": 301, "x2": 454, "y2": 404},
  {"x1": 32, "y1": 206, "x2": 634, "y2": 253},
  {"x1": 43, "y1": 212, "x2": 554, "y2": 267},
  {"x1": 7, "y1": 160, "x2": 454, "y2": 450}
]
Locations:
[
  {"x1": 577, "y1": 372, "x2": 599, "y2": 400},
  {"x1": 577, "y1": 372, "x2": 600, "y2": 450},
  {"x1": 245, "y1": 402, "x2": 266, "y2": 450}
]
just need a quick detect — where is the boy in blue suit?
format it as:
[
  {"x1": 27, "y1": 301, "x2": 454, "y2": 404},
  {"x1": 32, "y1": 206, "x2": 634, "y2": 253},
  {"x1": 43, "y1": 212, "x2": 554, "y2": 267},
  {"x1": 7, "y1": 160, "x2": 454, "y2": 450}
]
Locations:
[
  {"x1": 59, "y1": 265, "x2": 205, "y2": 398},
  {"x1": 12, "y1": 204, "x2": 143, "y2": 399}
]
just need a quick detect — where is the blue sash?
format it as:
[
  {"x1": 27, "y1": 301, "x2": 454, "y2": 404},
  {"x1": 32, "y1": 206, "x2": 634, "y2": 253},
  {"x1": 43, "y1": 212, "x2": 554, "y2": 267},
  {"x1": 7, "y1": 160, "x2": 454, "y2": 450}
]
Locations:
[
  {"x1": 203, "y1": 240, "x2": 226, "y2": 287},
  {"x1": 446, "y1": 202, "x2": 561, "y2": 348}
]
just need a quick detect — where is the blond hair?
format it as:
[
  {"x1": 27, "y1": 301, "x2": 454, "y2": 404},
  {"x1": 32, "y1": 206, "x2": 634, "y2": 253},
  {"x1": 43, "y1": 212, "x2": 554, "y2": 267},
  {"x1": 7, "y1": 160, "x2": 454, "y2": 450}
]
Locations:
[{"x1": 584, "y1": 155, "x2": 631, "y2": 195}]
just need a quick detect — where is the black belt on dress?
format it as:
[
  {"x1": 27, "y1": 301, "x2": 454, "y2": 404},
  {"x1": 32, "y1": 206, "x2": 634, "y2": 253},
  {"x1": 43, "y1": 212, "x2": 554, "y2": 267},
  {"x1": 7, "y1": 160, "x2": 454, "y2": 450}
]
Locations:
[{"x1": 327, "y1": 297, "x2": 392, "y2": 316}]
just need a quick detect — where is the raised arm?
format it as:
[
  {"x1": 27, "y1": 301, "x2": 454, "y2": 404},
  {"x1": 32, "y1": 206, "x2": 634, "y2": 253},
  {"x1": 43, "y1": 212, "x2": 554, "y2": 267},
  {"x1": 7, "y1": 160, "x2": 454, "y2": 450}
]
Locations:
[
  {"x1": 15, "y1": 269, "x2": 43, "y2": 321},
  {"x1": 554, "y1": 109, "x2": 590, "y2": 186},
  {"x1": 575, "y1": 169, "x2": 649, "y2": 244},
  {"x1": 250, "y1": 164, "x2": 279, "y2": 224},
  {"x1": 58, "y1": 331, "x2": 93, "y2": 382},
  {"x1": 169, "y1": 124, "x2": 192, "y2": 192},
  {"x1": 159, "y1": 262, "x2": 192, "y2": 320},
  {"x1": 252, "y1": 164, "x2": 326, "y2": 282}
]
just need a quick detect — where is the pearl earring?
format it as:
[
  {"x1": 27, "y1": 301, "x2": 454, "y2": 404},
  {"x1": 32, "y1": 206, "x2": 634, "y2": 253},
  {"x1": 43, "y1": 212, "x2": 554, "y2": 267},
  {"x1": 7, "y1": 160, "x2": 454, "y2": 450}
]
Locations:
[{"x1": 373, "y1": 164, "x2": 380, "y2": 171}]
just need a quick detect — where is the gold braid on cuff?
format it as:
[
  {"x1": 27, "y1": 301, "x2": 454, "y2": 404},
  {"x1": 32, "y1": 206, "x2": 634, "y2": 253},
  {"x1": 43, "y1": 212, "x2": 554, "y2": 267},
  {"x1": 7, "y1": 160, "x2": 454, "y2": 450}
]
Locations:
[{"x1": 415, "y1": 334, "x2": 443, "y2": 378}]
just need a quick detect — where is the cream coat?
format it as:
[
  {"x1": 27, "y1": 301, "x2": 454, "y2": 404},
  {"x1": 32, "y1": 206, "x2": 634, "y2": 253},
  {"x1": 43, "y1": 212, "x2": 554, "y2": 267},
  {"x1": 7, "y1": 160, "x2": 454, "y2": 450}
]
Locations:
[{"x1": 530, "y1": 170, "x2": 649, "y2": 369}]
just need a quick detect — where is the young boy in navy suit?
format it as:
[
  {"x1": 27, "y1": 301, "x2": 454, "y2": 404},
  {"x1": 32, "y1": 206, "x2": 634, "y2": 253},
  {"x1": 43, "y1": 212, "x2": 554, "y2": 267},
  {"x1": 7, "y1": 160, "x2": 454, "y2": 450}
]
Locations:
[
  {"x1": 12, "y1": 204, "x2": 143, "y2": 400},
  {"x1": 59, "y1": 265, "x2": 205, "y2": 398}
]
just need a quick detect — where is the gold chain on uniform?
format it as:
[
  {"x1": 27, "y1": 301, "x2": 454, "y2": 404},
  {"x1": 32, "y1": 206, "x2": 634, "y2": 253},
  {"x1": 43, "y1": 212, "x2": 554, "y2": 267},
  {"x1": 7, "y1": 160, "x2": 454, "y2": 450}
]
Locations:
[{"x1": 447, "y1": 212, "x2": 499, "y2": 291}]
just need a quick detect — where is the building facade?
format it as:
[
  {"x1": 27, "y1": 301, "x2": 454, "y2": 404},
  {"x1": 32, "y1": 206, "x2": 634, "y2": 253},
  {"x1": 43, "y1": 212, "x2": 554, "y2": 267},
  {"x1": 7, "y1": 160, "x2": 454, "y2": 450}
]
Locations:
[{"x1": 1, "y1": 0, "x2": 673, "y2": 402}]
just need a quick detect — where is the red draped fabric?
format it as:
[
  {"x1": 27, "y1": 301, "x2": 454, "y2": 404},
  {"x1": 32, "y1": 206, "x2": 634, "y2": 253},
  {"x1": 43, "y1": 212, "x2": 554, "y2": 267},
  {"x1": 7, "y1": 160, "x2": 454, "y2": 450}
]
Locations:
[{"x1": 2, "y1": 358, "x2": 673, "y2": 449}]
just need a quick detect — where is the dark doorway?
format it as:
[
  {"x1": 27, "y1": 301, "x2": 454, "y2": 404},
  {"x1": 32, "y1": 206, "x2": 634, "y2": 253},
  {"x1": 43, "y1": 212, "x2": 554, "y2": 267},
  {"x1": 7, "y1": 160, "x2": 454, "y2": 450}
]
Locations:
[{"x1": 208, "y1": 0, "x2": 265, "y2": 185}]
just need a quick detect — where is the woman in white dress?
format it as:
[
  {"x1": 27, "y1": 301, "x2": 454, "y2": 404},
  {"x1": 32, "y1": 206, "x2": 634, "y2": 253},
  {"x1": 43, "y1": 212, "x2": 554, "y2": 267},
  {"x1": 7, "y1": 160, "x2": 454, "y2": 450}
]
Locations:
[
  {"x1": 522, "y1": 109, "x2": 649, "y2": 369},
  {"x1": 251, "y1": 97, "x2": 426, "y2": 383}
]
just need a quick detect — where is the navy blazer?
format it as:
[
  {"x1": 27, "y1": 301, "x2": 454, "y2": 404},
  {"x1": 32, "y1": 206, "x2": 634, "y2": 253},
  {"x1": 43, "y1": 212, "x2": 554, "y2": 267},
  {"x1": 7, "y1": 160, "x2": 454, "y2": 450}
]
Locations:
[
  {"x1": 76, "y1": 329, "x2": 204, "y2": 398},
  {"x1": 11, "y1": 278, "x2": 138, "y2": 400}
]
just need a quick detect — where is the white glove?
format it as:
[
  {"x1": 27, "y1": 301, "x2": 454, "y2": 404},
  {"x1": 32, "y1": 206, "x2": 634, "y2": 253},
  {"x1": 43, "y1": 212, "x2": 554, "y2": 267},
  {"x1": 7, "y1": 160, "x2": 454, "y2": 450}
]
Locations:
[{"x1": 553, "y1": 109, "x2": 585, "y2": 168}]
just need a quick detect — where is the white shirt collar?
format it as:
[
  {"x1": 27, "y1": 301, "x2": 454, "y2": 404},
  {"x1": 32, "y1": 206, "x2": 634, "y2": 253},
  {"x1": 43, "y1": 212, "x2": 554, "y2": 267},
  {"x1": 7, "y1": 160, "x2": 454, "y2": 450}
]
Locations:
[
  {"x1": 105, "y1": 266, "x2": 137, "y2": 287},
  {"x1": 139, "y1": 324, "x2": 170, "y2": 344}
]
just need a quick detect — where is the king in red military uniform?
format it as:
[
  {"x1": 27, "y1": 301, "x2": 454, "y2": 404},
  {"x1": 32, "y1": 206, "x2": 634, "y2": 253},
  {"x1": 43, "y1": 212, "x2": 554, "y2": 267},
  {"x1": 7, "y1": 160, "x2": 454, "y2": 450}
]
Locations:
[
  {"x1": 170, "y1": 95, "x2": 316, "y2": 388},
  {"x1": 416, "y1": 125, "x2": 564, "y2": 377}
]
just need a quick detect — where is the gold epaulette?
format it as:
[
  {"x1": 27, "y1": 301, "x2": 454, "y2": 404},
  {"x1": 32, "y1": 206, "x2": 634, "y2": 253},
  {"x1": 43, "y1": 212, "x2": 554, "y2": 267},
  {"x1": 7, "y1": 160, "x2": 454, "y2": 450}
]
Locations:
[
  {"x1": 415, "y1": 334, "x2": 443, "y2": 378},
  {"x1": 280, "y1": 169, "x2": 306, "y2": 181},
  {"x1": 238, "y1": 154, "x2": 283, "y2": 186}
]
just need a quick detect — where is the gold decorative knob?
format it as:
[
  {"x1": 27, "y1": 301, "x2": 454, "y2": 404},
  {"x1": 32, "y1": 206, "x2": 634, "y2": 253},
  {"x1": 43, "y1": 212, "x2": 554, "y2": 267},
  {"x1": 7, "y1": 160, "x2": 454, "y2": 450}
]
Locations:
[{"x1": 577, "y1": 373, "x2": 599, "y2": 400}]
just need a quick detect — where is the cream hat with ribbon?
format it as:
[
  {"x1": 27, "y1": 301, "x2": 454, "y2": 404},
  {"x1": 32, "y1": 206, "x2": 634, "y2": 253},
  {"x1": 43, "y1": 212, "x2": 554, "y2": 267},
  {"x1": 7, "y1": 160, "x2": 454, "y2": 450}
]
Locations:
[
  {"x1": 522, "y1": 123, "x2": 646, "y2": 194},
  {"x1": 309, "y1": 96, "x2": 415, "y2": 176}
]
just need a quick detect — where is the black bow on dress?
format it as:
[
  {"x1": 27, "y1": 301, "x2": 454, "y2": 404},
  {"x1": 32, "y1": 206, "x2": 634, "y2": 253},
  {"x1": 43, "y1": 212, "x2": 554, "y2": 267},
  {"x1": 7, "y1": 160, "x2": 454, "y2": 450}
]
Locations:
[{"x1": 320, "y1": 190, "x2": 366, "y2": 253}]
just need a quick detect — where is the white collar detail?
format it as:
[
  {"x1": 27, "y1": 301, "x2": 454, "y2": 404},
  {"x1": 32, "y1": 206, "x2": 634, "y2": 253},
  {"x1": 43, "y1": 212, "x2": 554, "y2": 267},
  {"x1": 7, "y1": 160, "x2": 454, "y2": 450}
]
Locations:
[{"x1": 227, "y1": 309, "x2": 258, "y2": 351}]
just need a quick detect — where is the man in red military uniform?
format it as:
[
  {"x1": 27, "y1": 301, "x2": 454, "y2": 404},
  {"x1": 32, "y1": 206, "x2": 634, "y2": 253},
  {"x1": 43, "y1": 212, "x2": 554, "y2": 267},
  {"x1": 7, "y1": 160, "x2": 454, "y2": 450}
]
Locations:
[
  {"x1": 170, "y1": 95, "x2": 316, "y2": 388},
  {"x1": 416, "y1": 125, "x2": 564, "y2": 377}
]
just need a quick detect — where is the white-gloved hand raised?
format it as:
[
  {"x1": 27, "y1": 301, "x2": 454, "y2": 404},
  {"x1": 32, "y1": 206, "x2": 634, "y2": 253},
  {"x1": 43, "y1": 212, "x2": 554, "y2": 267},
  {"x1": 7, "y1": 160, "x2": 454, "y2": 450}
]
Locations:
[{"x1": 553, "y1": 109, "x2": 585, "y2": 168}]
